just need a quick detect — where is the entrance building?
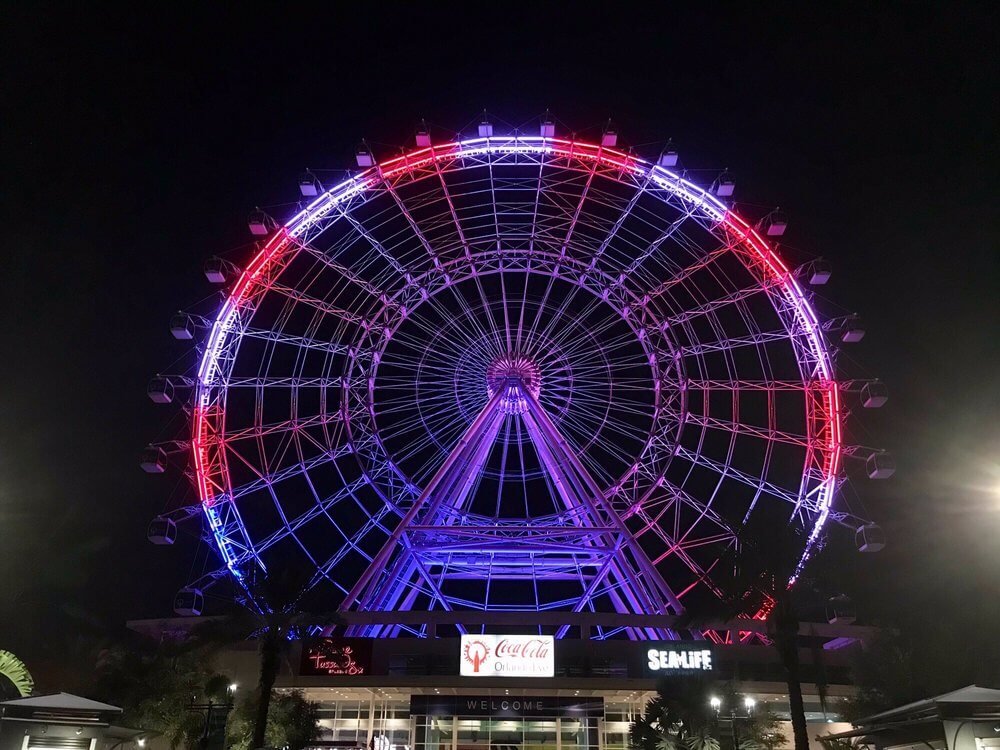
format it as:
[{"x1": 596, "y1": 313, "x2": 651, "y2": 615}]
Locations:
[{"x1": 130, "y1": 613, "x2": 868, "y2": 750}]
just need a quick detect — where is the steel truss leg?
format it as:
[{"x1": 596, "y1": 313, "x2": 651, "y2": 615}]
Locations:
[
  {"x1": 341, "y1": 382, "x2": 684, "y2": 639},
  {"x1": 340, "y1": 391, "x2": 507, "y2": 623},
  {"x1": 520, "y1": 390, "x2": 682, "y2": 638}
]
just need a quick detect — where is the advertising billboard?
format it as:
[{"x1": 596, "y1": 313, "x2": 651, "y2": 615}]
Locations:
[
  {"x1": 459, "y1": 634, "x2": 554, "y2": 677},
  {"x1": 643, "y1": 644, "x2": 714, "y2": 675},
  {"x1": 300, "y1": 637, "x2": 374, "y2": 676}
]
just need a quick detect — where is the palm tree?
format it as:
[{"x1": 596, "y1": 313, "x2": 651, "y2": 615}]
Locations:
[
  {"x1": 189, "y1": 568, "x2": 338, "y2": 750},
  {"x1": 225, "y1": 688, "x2": 321, "y2": 750},
  {"x1": 704, "y1": 525, "x2": 822, "y2": 750},
  {"x1": 93, "y1": 635, "x2": 231, "y2": 749},
  {"x1": 631, "y1": 678, "x2": 721, "y2": 750},
  {"x1": 765, "y1": 588, "x2": 808, "y2": 750},
  {"x1": 633, "y1": 680, "x2": 789, "y2": 750}
]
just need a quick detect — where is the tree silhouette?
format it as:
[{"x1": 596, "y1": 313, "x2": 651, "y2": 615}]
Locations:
[
  {"x1": 630, "y1": 677, "x2": 721, "y2": 750},
  {"x1": 94, "y1": 635, "x2": 230, "y2": 749},
  {"x1": 631, "y1": 679, "x2": 787, "y2": 750},
  {"x1": 699, "y1": 523, "x2": 821, "y2": 750},
  {"x1": 226, "y1": 689, "x2": 320, "y2": 750},
  {"x1": 189, "y1": 566, "x2": 338, "y2": 750}
]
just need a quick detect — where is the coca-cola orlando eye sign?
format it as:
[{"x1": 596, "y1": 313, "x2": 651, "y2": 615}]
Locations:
[{"x1": 460, "y1": 635, "x2": 554, "y2": 677}]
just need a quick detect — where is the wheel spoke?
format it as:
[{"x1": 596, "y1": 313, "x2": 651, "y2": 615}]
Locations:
[{"x1": 178, "y1": 136, "x2": 849, "y2": 620}]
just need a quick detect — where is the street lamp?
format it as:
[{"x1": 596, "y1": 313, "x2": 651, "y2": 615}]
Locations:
[
  {"x1": 108, "y1": 735, "x2": 148, "y2": 750},
  {"x1": 710, "y1": 695, "x2": 756, "y2": 749}
]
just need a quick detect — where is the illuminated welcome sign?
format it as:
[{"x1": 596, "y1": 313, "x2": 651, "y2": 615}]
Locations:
[
  {"x1": 460, "y1": 634, "x2": 554, "y2": 677},
  {"x1": 411, "y1": 695, "x2": 604, "y2": 718},
  {"x1": 645, "y1": 645, "x2": 714, "y2": 674}
]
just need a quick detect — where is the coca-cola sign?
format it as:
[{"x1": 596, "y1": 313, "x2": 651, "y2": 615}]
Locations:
[{"x1": 459, "y1": 634, "x2": 554, "y2": 677}]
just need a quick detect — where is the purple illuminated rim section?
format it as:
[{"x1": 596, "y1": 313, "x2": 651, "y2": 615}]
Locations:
[{"x1": 191, "y1": 136, "x2": 843, "y2": 615}]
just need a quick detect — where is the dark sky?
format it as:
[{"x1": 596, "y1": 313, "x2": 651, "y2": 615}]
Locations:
[{"x1": 2, "y1": 3, "x2": 998, "y2": 656}]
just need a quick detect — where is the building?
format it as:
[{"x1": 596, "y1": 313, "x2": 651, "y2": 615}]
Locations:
[
  {"x1": 130, "y1": 612, "x2": 866, "y2": 750},
  {"x1": 0, "y1": 693, "x2": 140, "y2": 750},
  {"x1": 139, "y1": 127, "x2": 895, "y2": 750},
  {"x1": 822, "y1": 686, "x2": 1000, "y2": 750}
]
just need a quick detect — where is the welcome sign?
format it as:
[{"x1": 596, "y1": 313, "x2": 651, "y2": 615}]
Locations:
[
  {"x1": 411, "y1": 695, "x2": 604, "y2": 718},
  {"x1": 460, "y1": 634, "x2": 554, "y2": 677}
]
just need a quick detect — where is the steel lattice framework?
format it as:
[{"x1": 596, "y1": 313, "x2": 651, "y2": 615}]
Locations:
[{"x1": 177, "y1": 134, "x2": 867, "y2": 639}]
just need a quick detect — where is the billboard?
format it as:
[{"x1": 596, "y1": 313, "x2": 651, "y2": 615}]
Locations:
[
  {"x1": 459, "y1": 634, "x2": 554, "y2": 677},
  {"x1": 300, "y1": 637, "x2": 374, "y2": 676},
  {"x1": 644, "y1": 644, "x2": 714, "y2": 674}
]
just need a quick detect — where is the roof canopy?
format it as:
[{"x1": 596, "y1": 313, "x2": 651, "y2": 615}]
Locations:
[
  {"x1": 0, "y1": 692, "x2": 122, "y2": 712},
  {"x1": 822, "y1": 685, "x2": 1000, "y2": 747},
  {"x1": 859, "y1": 684, "x2": 1000, "y2": 724}
]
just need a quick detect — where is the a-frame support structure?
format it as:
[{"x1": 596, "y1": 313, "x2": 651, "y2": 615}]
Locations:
[{"x1": 339, "y1": 378, "x2": 684, "y2": 639}]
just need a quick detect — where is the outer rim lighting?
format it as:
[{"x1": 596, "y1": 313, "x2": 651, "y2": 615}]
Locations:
[{"x1": 191, "y1": 134, "x2": 844, "y2": 614}]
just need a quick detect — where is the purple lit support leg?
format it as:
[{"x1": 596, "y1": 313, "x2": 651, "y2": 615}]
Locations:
[{"x1": 341, "y1": 390, "x2": 507, "y2": 621}]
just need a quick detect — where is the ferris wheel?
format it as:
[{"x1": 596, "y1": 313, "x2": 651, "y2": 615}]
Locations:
[{"x1": 144, "y1": 118, "x2": 892, "y2": 639}]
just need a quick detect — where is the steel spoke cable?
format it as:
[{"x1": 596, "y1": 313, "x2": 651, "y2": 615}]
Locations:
[{"x1": 176, "y1": 135, "x2": 853, "y2": 621}]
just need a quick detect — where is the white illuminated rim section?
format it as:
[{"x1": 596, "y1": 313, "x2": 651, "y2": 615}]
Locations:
[{"x1": 190, "y1": 136, "x2": 843, "y2": 620}]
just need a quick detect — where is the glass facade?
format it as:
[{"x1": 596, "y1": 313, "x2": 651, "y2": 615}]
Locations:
[
  {"x1": 315, "y1": 699, "x2": 411, "y2": 749},
  {"x1": 308, "y1": 697, "x2": 649, "y2": 750},
  {"x1": 419, "y1": 716, "x2": 597, "y2": 750},
  {"x1": 603, "y1": 702, "x2": 643, "y2": 750}
]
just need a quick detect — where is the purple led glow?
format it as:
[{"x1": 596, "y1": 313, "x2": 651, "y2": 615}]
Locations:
[{"x1": 191, "y1": 135, "x2": 844, "y2": 631}]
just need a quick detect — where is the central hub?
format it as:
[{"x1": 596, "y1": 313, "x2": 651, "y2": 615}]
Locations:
[{"x1": 486, "y1": 355, "x2": 542, "y2": 415}]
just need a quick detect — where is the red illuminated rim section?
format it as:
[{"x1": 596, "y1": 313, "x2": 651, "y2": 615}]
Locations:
[{"x1": 190, "y1": 136, "x2": 843, "y2": 634}]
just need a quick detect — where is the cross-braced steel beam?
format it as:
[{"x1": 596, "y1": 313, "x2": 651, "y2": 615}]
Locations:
[{"x1": 340, "y1": 376, "x2": 683, "y2": 639}]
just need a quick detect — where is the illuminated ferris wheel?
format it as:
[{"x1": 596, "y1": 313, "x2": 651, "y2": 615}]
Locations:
[{"x1": 144, "y1": 118, "x2": 892, "y2": 639}]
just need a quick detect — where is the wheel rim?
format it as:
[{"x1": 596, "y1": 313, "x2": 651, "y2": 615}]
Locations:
[{"x1": 192, "y1": 137, "x2": 842, "y2": 620}]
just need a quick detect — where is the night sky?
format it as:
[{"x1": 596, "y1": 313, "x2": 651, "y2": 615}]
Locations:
[{"x1": 3, "y1": 3, "x2": 997, "y2": 667}]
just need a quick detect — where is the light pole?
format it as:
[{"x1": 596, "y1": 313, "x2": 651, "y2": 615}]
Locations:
[
  {"x1": 710, "y1": 695, "x2": 756, "y2": 750},
  {"x1": 189, "y1": 690, "x2": 236, "y2": 750},
  {"x1": 107, "y1": 735, "x2": 148, "y2": 750}
]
